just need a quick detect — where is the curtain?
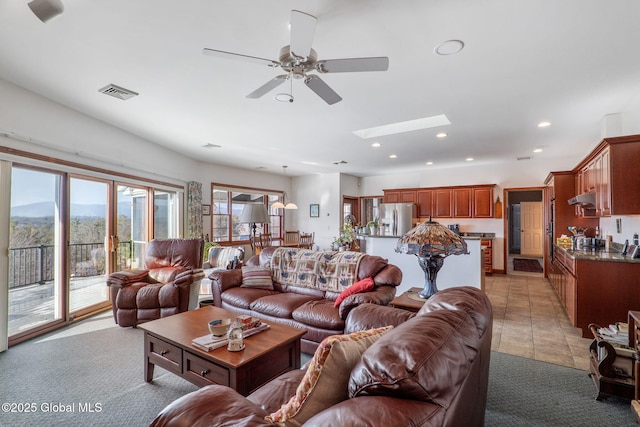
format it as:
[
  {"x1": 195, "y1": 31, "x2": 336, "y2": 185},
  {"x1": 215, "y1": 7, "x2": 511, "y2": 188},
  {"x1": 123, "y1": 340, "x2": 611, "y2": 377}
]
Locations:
[{"x1": 186, "y1": 181, "x2": 203, "y2": 238}]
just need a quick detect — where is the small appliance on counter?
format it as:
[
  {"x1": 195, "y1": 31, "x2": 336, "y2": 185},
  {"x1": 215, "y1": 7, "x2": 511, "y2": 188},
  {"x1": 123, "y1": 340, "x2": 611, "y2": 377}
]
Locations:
[{"x1": 447, "y1": 224, "x2": 460, "y2": 235}]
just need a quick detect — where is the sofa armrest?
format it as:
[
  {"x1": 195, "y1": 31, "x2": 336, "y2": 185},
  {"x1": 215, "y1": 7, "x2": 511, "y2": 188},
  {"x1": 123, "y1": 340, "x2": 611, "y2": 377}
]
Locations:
[
  {"x1": 247, "y1": 368, "x2": 305, "y2": 413},
  {"x1": 338, "y1": 285, "x2": 397, "y2": 319},
  {"x1": 174, "y1": 268, "x2": 204, "y2": 286},
  {"x1": 106, "y1": 269, "x2": 149, "y2": 288},
  {"x1": 150, "y1": 385, "x2": 271, "y2": 427},
  {"x1": 344, "y1": 303, "x2": 415, "y2": 333},
  {"x1": 304, "y1": 396, "x2": 443, "y2": 427},
  {"x1": 209, "y1": 269, "x2": 243, "y2": 307}
]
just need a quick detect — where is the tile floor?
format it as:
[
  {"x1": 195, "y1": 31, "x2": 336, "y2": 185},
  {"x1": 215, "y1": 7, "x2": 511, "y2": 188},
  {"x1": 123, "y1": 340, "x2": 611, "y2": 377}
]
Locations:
[{"x1": 486, "y1": 256, "x2": 593, "y2": 371}]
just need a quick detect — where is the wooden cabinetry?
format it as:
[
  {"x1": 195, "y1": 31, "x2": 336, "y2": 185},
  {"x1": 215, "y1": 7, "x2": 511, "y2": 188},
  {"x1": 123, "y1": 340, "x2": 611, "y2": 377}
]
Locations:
[
  {"x1": 384, "y1": 184, "x2": 494, "y2": 219},
  {"x1": 573, "y1": 135, "x2": 640, "y2": 216},
  {"x1": 481, "y1": 238, "x2": 493, "y2": 275},
  {"x1": 433, "y1": 189, "x2": 452, "y2": 218},
  {"x1": 549, "y1": 246, "x2": 577, "y2": 324},
  {"x1": 473, "y1": 187, "x2": 494, "y2": 218},
  {"x1": 383, "y1": 190, "x2": 416, "y2": 204},
  {"x1": 416, "y1": 189, "x2": 433, "y2": 218}
]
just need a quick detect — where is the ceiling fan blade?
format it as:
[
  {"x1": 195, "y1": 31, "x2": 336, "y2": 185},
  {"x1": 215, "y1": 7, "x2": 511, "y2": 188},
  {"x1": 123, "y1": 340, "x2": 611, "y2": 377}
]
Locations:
[
  {"x1": 246, "y1": 75, "x2": 289, "y2": 99},
  {"x1": 290, "y1": 10, "x2": 317, "y2": 59},
  {"x1": 304, "y1": 75, "x2": 342, "y2": 105},
  {"x1": 316, "y1": 57, "x2": 389, "y2": 73},
  {"x1": 203, "y1": 48, "x2": 280, "y2": 67}
]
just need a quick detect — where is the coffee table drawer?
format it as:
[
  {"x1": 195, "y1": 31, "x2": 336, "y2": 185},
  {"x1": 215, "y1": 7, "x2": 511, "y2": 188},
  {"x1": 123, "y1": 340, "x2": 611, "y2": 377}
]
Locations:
[
  {"x1": 184, "y1": 351, "x2": 230, "y2": 387},
  {"x1": 148, "y1": 335, "x2": 182, "y2": 375}
]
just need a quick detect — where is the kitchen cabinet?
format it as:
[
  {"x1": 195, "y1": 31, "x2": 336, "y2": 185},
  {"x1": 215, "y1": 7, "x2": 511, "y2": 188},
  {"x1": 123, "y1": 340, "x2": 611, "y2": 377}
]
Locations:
[
  {"x1": 416, "y1": 189, "x2": 433, "y2": 218},
  {"x1": 453, "y1": 188, "x2": 472, "y2": 218},
  {"x1": 383, "y1": 190, "x2": 415, "y2": 204},
  {"x1": 550, "y1": 246, "x2": 640, "y2": 338},
  {"x1": 573, "y1": 135, "x2": 640, "y2": 216},
  {"x1": 433, "y1": 189, "x2": 452, "y2": 218},
  {"x1": 481, "y1": 238, "x2": 493, "y2": 275},
  {"x1": 473, "y1": 187, "x2": 494, "y2": 218},
  {"x1": 384, "y1": 184, "x2": 495, "y2": 219}
]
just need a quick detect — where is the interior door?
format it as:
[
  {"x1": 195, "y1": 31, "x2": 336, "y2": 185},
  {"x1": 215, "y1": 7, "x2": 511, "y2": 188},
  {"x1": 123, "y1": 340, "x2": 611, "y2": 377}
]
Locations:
[{"x1": 521, "y1": 202, "x2": 543, "y2": 256}]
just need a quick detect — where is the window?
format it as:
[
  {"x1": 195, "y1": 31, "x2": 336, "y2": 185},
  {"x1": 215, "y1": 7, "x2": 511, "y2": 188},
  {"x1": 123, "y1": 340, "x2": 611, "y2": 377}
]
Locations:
[{"x1": 212, "y1": 184, "x2": 283, "y2": 243}]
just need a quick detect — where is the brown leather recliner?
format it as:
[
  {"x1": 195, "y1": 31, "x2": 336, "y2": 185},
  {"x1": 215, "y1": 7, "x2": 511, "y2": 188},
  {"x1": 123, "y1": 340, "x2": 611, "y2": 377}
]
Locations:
[{"x1": 107, "y1": 238, "x2": 205, "y2": 327}]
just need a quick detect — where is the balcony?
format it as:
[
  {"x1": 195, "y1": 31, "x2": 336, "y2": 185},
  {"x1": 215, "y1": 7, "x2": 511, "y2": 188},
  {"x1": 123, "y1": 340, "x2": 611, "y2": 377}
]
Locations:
[{"x1": 8, "y1": 241, "x2": 132, "y2": 336}]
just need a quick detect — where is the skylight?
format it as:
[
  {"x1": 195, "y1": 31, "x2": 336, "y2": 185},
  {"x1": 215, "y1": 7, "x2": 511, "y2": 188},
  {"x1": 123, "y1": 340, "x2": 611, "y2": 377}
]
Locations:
[{"x1": 353, "y1": 114, "x2": 451, "y2": 139}]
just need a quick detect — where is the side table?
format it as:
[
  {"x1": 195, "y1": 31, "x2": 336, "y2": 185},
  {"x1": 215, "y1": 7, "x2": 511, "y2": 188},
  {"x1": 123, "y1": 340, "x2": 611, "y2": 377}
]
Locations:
[
  {"x1": 629, "y1": 311, "x2": 640, "y2": 421},
  {"x1": 390, "y1": 287, "x2": 426, "y2": 312}
]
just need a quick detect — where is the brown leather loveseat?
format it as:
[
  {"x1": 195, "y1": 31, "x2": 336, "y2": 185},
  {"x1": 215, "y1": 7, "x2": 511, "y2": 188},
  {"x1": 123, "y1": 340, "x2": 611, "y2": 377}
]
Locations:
[
  {"x1": 208, "y1": 246, "x2": 402, "y2": 353},
  {"x1": 107, "y1": 238, "x2": 204, "y2": 327},
  {"x1": 151, "y1": 286, "x2": 493, "y2": 427}
]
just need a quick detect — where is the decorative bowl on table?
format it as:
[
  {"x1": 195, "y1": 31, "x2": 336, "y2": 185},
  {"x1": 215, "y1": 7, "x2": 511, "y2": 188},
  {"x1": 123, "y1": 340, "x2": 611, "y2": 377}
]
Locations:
[{"x1": 208, "y1": 318, "x2": 231, "y2": 337}]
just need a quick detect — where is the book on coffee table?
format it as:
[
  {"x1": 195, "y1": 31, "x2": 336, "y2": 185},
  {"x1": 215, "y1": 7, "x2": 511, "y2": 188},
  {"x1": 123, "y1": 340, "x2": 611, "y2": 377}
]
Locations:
[{"x1": 192, "y1": 323, "x2": 271, "y2": 352}]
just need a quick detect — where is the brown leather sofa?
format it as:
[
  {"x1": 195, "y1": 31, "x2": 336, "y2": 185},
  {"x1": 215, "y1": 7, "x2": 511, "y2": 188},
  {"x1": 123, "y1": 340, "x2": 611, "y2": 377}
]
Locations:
[
  {"x1": 150, "y1": 286, "x2": 493, "y2": 427},
  {"x1": 208, "y1": 246, "x2": 403, "y2": 353},
  {"x1": 107, "y1": 238, "x2": 204, "y2": 327}
]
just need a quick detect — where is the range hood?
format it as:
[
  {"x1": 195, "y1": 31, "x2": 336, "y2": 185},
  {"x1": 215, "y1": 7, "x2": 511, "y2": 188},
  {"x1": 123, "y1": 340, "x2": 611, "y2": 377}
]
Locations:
[{"x1": 568, "y1": 192, "x2": 596, "y2": 207}]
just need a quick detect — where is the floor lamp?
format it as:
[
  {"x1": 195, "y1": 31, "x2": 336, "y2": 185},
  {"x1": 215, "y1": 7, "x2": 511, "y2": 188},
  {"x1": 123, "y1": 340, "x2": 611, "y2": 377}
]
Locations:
[{"x1": 240, "y1": 204, "x2": 269, "y2": 247}]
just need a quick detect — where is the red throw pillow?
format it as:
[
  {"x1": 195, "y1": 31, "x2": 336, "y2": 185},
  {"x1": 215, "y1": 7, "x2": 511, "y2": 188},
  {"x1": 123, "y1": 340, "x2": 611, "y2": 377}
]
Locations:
[{"x1": 334, "y1": 277, "x2": 375, "y2": 307}]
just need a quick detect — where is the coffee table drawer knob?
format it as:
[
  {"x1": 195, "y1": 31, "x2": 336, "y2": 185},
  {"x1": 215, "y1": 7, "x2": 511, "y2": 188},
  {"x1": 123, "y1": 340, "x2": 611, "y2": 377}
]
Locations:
[{"x1": 200, "y1": 369, "x2": 209, "y2": 377}]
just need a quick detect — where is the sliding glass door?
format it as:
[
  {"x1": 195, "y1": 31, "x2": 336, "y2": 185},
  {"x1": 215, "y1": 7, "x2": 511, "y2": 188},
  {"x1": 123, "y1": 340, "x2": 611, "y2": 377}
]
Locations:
[
  {"x1": 68, "y1": 176, "x2": 111, "y2": 316},
  {"x1": 7, "y1": 165, "x2": 181, "y2": 344},
  {"x1": 8, "y1": 167, "x2": 65, "y2": 336}
]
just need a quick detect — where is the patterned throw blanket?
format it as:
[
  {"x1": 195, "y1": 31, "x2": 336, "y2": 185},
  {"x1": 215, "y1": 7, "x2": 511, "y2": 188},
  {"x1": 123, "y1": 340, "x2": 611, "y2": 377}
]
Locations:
[{"x1": 271, "y1": 247, "x2": 366, "y2": 292}]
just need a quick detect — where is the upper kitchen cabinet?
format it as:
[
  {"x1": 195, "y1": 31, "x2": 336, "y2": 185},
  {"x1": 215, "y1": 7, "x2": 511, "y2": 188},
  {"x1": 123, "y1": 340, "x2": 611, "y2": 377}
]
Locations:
[
  {"x1": 383, "y1": 190, "x2": 416, "y2": 204},
  {"x1": 472, "y1": 186, "x2": 494, "y2": 218},
  {"x1": 574, "y1": 135, "x2": 640, "y2": 216},
  {"x1": 453, "y1": 188, "x2": 472, "y2": 218},
  {"x1": 384, "y1": 184, "x2": 495, "y2": 219}
]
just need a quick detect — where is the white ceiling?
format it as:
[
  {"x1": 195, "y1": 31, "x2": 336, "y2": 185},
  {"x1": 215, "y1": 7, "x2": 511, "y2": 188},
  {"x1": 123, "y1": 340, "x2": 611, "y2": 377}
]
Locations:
[{"x1": 2, "y1": 0, "x2": 640, "y2": 178}]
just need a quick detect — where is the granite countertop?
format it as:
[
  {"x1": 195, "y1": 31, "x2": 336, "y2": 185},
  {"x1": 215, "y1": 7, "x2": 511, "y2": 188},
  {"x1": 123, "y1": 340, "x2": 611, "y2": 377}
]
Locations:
[
  {"x1": 358, "y1": 232, "x2": 494, "y2": 240},
  {"x1": 555, "y1": 245, "x2": 640, "y2": 264}
]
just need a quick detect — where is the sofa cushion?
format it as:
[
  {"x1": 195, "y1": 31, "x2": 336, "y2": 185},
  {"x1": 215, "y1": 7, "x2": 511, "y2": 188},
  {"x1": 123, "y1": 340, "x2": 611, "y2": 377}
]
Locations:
[
  {"x1": 266, "y1": 326, "x2": 392, "y2": 426},
  {"x1": 348, "y1": 309, "x2": 479, "y2": 409},
  {"x1": 334, "y1": 277, "x2": 374, "y2": 307},
  {"x1": 292, "y1": 300, "x2": 345, "y2": 330},
  {"x1": 221, "y1": 287, "x2": 278, "y2": 310},
  {"x1": 251, "y1": 293, "x2": 321, "y2": 318},
  {"x1": 241, "y1": 266, "x2": 274, "y2": 290}
]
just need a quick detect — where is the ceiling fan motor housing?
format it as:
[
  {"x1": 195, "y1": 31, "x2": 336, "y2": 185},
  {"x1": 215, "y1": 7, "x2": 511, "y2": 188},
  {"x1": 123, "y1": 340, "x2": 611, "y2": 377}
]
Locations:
[{"x1": 279, "y1": 46, "x2": 317, "y2": 78}]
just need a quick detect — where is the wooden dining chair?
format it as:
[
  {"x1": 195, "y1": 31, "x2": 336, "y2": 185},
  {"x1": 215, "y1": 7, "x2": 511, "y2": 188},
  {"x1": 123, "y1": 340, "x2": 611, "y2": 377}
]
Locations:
[
  {"x1": 284, "y1": 230, "x2": 300, "y2": 246},
  {"x1": 299, "y1": 232, "x2": 314, "y2": 249},
  {"x1": 260, "y1": 233, "x2": 273, "y2": 248}
]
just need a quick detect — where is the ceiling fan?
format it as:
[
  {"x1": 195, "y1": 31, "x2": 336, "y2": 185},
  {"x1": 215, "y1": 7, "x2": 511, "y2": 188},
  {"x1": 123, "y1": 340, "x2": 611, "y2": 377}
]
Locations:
[{"x1": 202, "y1": 10, "x2": 389, "y2": 105}]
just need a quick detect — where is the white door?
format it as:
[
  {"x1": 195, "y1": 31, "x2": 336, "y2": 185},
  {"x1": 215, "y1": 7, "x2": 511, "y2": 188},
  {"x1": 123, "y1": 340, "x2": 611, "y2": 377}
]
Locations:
[{"x1": 521, "y1": 202, "x2": 543, "y2": 256}]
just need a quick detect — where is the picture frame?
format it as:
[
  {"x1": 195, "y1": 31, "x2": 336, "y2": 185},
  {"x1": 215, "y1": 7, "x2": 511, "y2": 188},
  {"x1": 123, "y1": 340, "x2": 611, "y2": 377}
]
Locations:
[
  {"x1": 310, "y1": 204, "x2": 319, "y2": 218},
  {"x1": 202, "y1": 204, "x2": 211, "y2": 216}
]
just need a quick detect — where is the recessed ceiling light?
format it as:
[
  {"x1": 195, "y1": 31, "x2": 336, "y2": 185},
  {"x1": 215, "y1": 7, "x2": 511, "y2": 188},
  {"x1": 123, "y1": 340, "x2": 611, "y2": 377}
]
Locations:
[
  {"x1": 434, "y1": 40, "x2": 465, "y2": 56},
  {"x1": 436, "y1": 132, "x2": 448, "y2": 138},
  {"x1": 372, "y1": 142, "x2": 381, "y2": 148},
  {"x1": 353, "y1": 114, "x2": 451, "y2": 139},
  {"x1": 389, "y1": 154, "x2": 397, "y2": 159},
  {"x1": 533, "y1": 148, "x2": 543, "y2": 153},
  {"x1": 466, "y1": 157, "x2": 474, "y2": 162},
  {"x1": 426, "y1": 161, "x2": 434, "y2": 165},
  {"x1": 538, "y1": 121, "x2": 551, "y2": 128}
]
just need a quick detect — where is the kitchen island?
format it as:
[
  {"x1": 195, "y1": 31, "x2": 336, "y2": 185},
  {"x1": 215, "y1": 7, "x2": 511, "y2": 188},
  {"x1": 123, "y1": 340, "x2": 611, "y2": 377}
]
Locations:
[{"x1": 358, "y1": 235, "x2": 483, "y2": 295}]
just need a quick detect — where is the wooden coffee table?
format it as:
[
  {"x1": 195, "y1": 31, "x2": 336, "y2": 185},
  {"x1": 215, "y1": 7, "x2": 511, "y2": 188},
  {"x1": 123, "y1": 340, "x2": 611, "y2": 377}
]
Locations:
[
  {"x1": 138, "y1": 306, "x2": 306, "y2": 396},
  {"x1": 389, "y1": 287, "x2": 427, "y2": 312}
]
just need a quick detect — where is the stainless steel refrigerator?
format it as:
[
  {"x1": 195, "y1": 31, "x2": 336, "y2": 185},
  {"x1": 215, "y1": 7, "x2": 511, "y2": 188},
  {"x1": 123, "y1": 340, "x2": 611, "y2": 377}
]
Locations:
[{"x1": 379, "y1": 203, "x2": 417, "y2": 236}]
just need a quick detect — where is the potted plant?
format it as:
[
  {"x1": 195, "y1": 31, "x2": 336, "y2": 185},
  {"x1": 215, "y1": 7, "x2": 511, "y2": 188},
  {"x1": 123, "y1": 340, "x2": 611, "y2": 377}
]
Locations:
[
  {"x1": 334, "y1": 223, "x2": 357, "y2": 251},
  {"x1": 367, "y1": 218, "x2": 379, "y2": 236}
]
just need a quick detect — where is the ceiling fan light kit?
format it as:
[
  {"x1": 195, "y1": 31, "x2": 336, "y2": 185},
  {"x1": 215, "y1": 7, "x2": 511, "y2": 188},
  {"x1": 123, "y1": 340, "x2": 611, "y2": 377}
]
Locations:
[{"x1": 203, "y1": 10, "x2": 389, "y2": 105}]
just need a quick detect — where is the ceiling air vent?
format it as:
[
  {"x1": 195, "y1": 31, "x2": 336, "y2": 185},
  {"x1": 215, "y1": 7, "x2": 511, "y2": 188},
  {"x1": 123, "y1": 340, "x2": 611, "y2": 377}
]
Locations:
[
  {"x1": 98, "y1": 84, "x2": 139, "y2": 100},
  {"x1": 517, "y1": 156, "x2": 531, "y2": 161}
]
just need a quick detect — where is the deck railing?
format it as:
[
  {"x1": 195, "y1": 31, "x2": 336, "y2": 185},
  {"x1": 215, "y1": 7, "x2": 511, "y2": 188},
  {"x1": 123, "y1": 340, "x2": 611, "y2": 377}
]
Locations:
[{"x1": 8, "y1": 241, "x2": 133, "y2": 289}]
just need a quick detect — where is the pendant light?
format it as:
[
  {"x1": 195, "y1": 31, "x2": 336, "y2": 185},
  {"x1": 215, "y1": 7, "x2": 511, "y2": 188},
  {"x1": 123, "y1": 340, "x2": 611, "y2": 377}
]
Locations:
[{"x1": 271, "y1": 166, "x2": 298, "y2": 210}]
